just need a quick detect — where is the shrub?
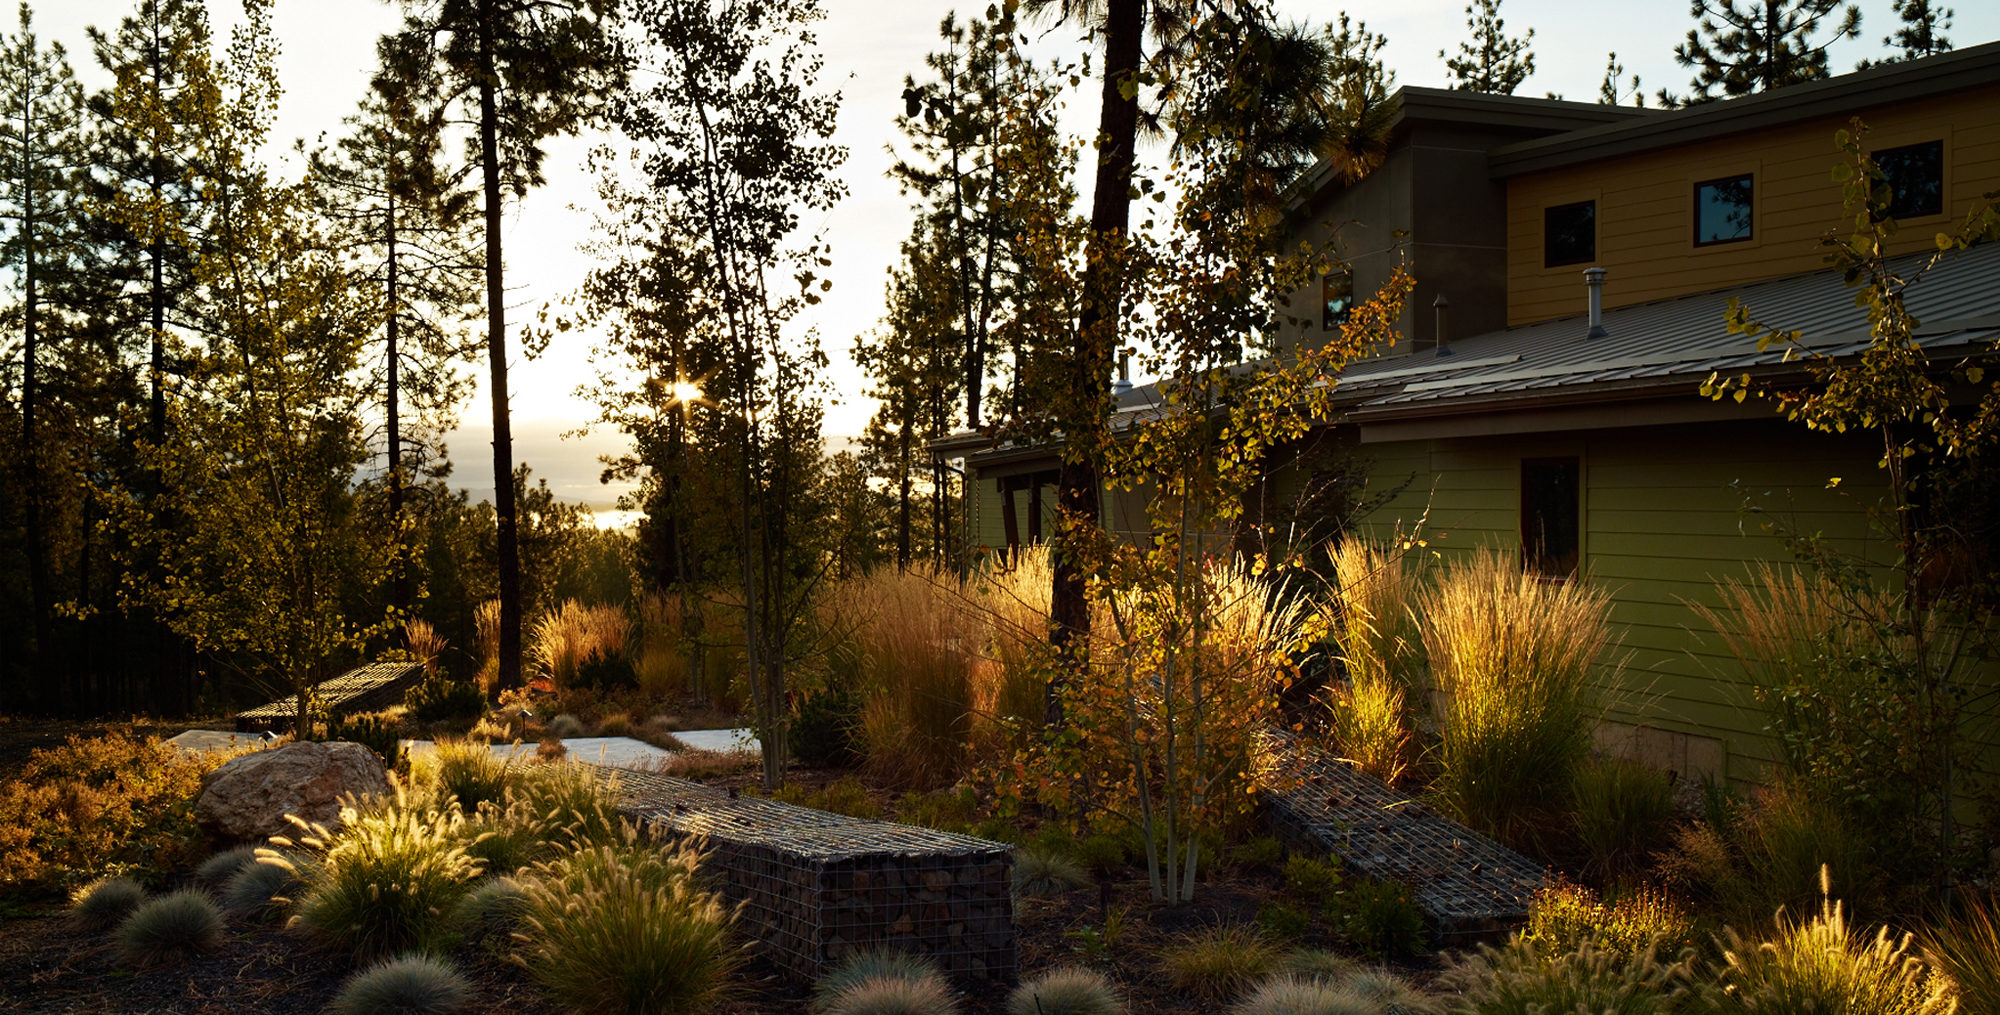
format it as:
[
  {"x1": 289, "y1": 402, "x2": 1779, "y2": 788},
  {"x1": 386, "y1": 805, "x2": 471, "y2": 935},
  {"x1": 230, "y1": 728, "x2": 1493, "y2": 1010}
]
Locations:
[
  {"x1": 546, "y1": 713, "x2": 588, "y2": 739},
  {"x1": 1712, "y1": 868, "x2": 1954, "y2": 1015},
  {"x1": 514, "y1": 836, "x2": 737, "y2": 1015},
  {"x1": 1572, "y1": 758, "x2": 1676, "y2": 880},
  {"x1": 1283, "y1": 855, "x2": 1344, "y2": 907},
  {"x1": 1523, "y1": 879, "x2": 1698, "y2": 962},
  {"x1": 1257, "y1": 901, "x2": 1312, "y2": 941},
  {"x1": 406, "y1": 671, "x2": 487, "y2": 724},
  {"x1": 821, "y1": 975, "x2": 961, "y2": 1015},
  {"x1": 1918, "y1": 894, "x2": 2000, "y2": 1014},
  {"x1": 71, "y1": 875, "x2": 147, "y2": 931},
  {"x1": 1163, "y1": 923, "x2": 1281, "y2": 1003},
  {"x1": 224, "y1": 849, "x2": 309, "y2": 920},
  {"x1": 1438, "y1": 935, "x2": 1696, "y2": 1015},
  {"x1": 814, "y1": 776, "x2": 882, "y2": 819},
  {"x1": 1329, "y1": 879, "x2": 1426, "y2": 961},
  {"x1": 291, "y1": 792, "x2": 486, "y2": 959},
  {"x1": 1420, "y1": 550, "x2": 1608, "y2": 846},
  {"x1": 813, "y1": 951, "x2": 945, "y2": 1012},
  {"x1": 895, "y1": 787, "x2": 979, "y2": 835},
  {"x1": 196, "y1": 845, "x2": 261, "y2": 886},
  {"x1": 328, "y1": 712, "x2": 411, "y2": 769},
  {"x1": 330, "y1": 953, "x2": 472, "y2": 1015},
  {"x1": 794, "y1": 688, "x2": 864, "y2": 767},
  {"x1": 1007, "y1": 965, "x2": 1123, "y2": 1015},
  {"x1": 1232, "y1": 836, "x2": 1284, "y2": 872},
  {"x1": 115, "y1": 889, "x2": 224, "y2": 966},
  {"x1": 596, "y1": 712, "x2": 634, "y2": 738},
  {"x1": 638, "y1": 715, "x2": 687, "y2": 752},
  {"x1": 1014, "y1": 845, "x2": 1091, "y2": 898},
  {"x1": 427, "y1": 739, "x2": 510, "y2": 811},
  {"x1": 0, "y1": 730, "x2": 216, "y2": 894}
]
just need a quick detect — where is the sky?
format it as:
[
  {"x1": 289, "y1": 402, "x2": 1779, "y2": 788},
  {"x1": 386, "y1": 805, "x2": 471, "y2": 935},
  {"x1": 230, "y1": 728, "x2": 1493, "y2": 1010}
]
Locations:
[{"x1": 30, "y1": 0, "x2": 2000, "y2": 521}]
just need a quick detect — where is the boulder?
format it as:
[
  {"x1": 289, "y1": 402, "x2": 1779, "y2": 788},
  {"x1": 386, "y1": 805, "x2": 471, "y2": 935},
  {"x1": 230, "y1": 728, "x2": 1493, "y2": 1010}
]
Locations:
[{"x1": 195, "y1": 740, "x2": 391, "y2": 843}]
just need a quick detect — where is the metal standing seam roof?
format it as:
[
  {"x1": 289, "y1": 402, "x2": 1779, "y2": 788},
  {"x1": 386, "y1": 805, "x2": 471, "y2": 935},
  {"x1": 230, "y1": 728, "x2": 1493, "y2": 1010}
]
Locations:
[{"x1": 1334, "y1": 241, "x2": 2000, "y2": 419}]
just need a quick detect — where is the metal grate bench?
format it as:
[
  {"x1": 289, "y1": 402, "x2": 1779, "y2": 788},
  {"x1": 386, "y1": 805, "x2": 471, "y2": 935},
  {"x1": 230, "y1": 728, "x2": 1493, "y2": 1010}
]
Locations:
[
  {"x1": 1259, "y1": 730, "x2": 1547, "y2": 942},
  {"x1": 615, "y1": 768, "x2": 1016, "y2": 984},
  {"x1": 234, "y1": 662, "x2": 423, "y2": 733}
]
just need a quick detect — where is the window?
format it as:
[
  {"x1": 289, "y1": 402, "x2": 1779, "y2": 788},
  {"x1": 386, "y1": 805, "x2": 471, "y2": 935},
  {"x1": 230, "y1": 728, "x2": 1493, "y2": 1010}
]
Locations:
[
  {"x1": 1544, "y1": 200, "x2": 1596, "y2": 267},
  {"x1": 1876, "y1": 139, "x2": 1943, "y2": 219},
  {"x1": 1694, "y1": 174, "x2": 1754, "y2": 245},
  {"x1": 998, "y1": 469, "x2": 1060, "y2": 552},
  {"x1": 1521, "y1": 457, "x2": 1580, "y2": 578},
  {"x1": 1321, "y1": 269, "x2": 1353, "y2": 331}
]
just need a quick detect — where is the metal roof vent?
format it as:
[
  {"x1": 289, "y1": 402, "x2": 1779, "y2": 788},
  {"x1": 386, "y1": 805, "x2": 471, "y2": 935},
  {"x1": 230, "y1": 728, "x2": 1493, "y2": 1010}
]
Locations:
[
  {"x1": 1584, "y1": 267, "x2": 1608, "y2": 339},
  {"x1": 1433, "y1": 293, "x2": 1453, "y2": 357},
  {"x1": 1113, "y1": 351, "x2": 1133, "y2": 397}
]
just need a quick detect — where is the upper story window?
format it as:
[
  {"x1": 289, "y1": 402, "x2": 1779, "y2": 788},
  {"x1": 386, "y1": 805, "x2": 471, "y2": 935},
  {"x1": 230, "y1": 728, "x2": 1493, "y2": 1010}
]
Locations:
[
  {"x1": 1876, "y1": 139, "x2": 1944, "y2": 219},
  {"x1": 1544, "y1": 200, "x2": 1596, "y2": 267},
  {"x1": 1694, "y1": 173, "x2": 1754, "y2": 246},
  {"x1": 1321, "y1": 269, "x2": 1354, "y2": 331}
]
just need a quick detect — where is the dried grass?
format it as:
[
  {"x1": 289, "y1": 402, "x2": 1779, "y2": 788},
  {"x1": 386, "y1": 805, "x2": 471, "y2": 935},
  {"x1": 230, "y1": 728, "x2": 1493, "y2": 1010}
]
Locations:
[{"x1": 532, "y1": 599, "x2": 633, "y2": 691}]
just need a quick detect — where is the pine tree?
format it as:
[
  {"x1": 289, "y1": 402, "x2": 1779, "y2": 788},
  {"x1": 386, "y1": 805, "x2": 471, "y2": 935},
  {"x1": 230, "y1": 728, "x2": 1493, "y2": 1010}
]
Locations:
[
  {"x1": 1442, "y1": 0, "x2": 1536, "y2": 95},
  {"x1": 1662, "y1": 0, "x2": 1861, "y2": 107},
  {"x1": 0, "y1": 2, "x2": 89, "y2": 704},
  {"x1": 1861, "y1": 0, "x2": 1951, "y2": 67},
  {"x1": 385, "y1": 0, "x2": 624, "y2": 692},
  {"x1": 307, "y1": 43, "x2": 483, "y2": 619},
  {"x1": 1598, "y1": 51, "x2": 1643, "y2": 106}
]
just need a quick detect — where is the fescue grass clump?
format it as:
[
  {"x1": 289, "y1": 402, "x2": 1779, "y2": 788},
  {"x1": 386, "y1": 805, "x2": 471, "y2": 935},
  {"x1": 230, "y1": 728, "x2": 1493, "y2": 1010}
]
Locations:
[
  {"x1": 1163, "y1": 922, "x2": 1281, "y2": 1003},
  {"x1": 454, "y1": 876, "x2": 527, "y2": 941},
  {"x1": 514, "y1": 833, "x2": 737, "y2": 1015},
  {"x1": 1711, "y1": 868, "x2": 1954, "y2": 1015},
  {"x1": 813, "y1": 952, "x2": 946, "y2": 1012},
  {"x1": 1014, "y1": 845, "x2": 1090, "y2": 898},
  {"x1": 224, "y1": 849, "x2": 310, "y2": 920},
  {"x1": 820, "y1": 975, "x2": 961, "y2": 1015},
  {"x1": 1274, "y1": 948, "x2": 1358, "y2": 984},
  {"x1": 1230, "y1": 976, "x2": 1374, "y2": 1015},
  {"x1": 1007, "y1": 965, "x2": 1124, "y2": 1015},
  {"x1": 330, "y1": 953, "x2": 472, "y2": 1015},
  {"x1": 290, "y1": 791, "x2": 486, "y2": 959},
  {"x1": 196, "y1": 845, "x2": 261, "y2": 886},
  {"x1": 1420, "y1": 550, "x2": 1608, "y2": 844},
  {"x1": 115, "y1": 888, "x2": 225, "y2": 966},
  {"x1": 1438, "y1": 934, "x2": 1695, "y2": 1015},
  {"x1": 70, "y1": 875, "x2": 147, "y2": 931}
]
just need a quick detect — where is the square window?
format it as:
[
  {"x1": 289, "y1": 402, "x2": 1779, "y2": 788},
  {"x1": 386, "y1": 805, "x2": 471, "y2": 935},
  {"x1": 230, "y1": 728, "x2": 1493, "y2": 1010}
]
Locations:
[
  {"x1": 1694, "y1": 174, "x2": 1754, "y2": 245},
  {"x1": 1321, "y1": 270, "x2": 1353, "y2": 331},
  {"x1": 1522, "y1": 457, "x2": 1580, "y2": 579},
  {"x1": 1876, "y1": 139, "x2": 1943, "y2": 219},
  {"x1": 1544, "y1": 200, "x2": 1596, "y2": 267}
]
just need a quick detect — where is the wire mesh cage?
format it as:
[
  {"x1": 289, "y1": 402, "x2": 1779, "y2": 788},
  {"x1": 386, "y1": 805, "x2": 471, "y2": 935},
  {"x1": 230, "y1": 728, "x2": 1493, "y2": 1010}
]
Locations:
[
  {"x1": 1259, "y1": 730, "x2": 1546, "y2": 942},
  {"x1": 234, "y1": 662, "x2": 422, "y2": 732},
  {"x1": 616, "y1": 769, "x2": 1016, "y2": 984}
]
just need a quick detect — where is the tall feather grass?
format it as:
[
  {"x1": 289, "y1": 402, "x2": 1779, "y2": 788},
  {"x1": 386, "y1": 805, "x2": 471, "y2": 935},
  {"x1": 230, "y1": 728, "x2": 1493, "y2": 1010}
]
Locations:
[
  {"x1": 1420, "y1": 550, "x2": 1609, "y2": 845},
  {"x1": 533, "y1": 599, "x2": 633, "y2": 690},
  {"x1": 475, "y1": 600, "x2": 502, "y2": 694},
  {"x1": 970, "y1": 546, "x2": 1059, "y2": 743},
  {"x1": 1323, "y1": 540, "x2": 1425, "y2": 785},
  {"x1": 405, "y1": 619, "x2": 447, "y2": 673},
  {"x1": 844, "y1": 568, "x2": 981, "y2": 789},
  {"x1": 636, "y1": 592, "x2": 690, "y2": 700}
]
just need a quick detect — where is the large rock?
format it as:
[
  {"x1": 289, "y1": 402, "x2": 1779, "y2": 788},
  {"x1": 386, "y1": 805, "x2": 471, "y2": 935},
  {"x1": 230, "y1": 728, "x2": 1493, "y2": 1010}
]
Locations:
[{"x1": 195, "y1": 741, "x2": 391, "y2": 843}]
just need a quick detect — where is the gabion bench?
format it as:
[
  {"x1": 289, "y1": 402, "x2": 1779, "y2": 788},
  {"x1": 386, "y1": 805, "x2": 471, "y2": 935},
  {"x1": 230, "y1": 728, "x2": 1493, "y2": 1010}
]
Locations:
[
  {"x1": 615, "y1": 769, "x2": 1016, "y2": 984},
  {"x1": 1259, "y1": 730, "x2": 1547, "y2": 942},
  {"x1": 234, "y1": 662, "x2": 422, "y2": 733}
]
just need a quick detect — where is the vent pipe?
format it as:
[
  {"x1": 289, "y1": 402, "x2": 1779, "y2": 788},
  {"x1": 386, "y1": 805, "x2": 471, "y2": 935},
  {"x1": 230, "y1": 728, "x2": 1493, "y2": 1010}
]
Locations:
[
  {"x1": 1432, "y1": 293, "x2": 1453, "y2": 357},
  {"x1": 1584, "y1": 267, "x2": 1608, "y2": 339},
  {"x1": 1113, "y1": 350, "x2": 1133, "y2": 397}
]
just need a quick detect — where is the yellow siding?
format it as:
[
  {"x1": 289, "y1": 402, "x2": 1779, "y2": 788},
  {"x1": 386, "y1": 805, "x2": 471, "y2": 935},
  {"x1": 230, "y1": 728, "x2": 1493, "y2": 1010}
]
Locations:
[{"x1": 1506, "y1": 85, "x2": 2000, "y2": 325}]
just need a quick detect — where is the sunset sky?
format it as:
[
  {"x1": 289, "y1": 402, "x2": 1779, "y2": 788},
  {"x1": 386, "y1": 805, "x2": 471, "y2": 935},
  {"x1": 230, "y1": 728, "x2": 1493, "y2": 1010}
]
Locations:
[{"x1": 34, "y1": 0, "x2": 1995, "y2": 519}]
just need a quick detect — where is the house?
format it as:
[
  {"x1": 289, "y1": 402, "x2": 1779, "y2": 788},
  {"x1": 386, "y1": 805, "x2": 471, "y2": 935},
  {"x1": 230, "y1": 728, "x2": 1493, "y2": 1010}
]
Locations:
[{"x1": 942, "y1": 42, "x2": 2000, "y2": 787}]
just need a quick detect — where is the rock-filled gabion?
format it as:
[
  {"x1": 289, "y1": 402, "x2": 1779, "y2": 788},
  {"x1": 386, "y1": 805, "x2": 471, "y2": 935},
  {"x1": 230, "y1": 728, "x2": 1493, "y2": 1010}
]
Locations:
[{"x1": 616, "y1": 769, "x2": 1016, "y2": 984}]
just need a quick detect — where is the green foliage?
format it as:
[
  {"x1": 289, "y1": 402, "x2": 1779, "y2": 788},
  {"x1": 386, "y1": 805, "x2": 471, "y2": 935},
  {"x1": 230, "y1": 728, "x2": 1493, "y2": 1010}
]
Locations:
[
  {"x1": 195, "y1": 846, "x2": 260, "y2": 886},
  {"x1": 1231, "y1": 836, "x2": 1284, "y2": 872},
  {"x1": 0, "y1": 730, "x2": 216, "y2": 896},
  {"x1": 515, "y1": 836, "x2": 737, "y2": 1015},
  {"x1": 70, "y1": 875, "x2": 146, "y2": 931},
  {"x1": 1442, "y1": 0, "x2": 1536, "y2": 94},
  {"x1": 291, "y1": 792, "x2": 486, "y2": 959},
  {"x1": 327, "y1": 713, "x2": 410, "y2": 771},
  {"x1": 1421, "y1": 551, "x2": 1608, "y2": 846},
  {"x1": 115, "y1": 888, "x2": 224, "y2": 967},
  {"x1": 1439, "y1": 934, "x2": 1697, "y2": 1015},
  {"x1": 1283, "y1": 855, "x2": 1346, "y2": 907},
  {"x1": 812, "y1": 777, "x2": 883, "y2": 820},
  {"x1": 1013, "y1": 845, "x2": 1090, "y2": 899},
  {"x1": 427, "y1": 739, "x2": 509, "y2": 811},
  {"x1": 1917, "y1": 894, "x2": 2000, "y2": 1015},
  {"x1": 453, "y1": 875, "x2": 527, "y2": 945},
  {"x1": 1571, "y1": 759, "x2": 1677, "y2": 881},
  {"x1": 792, "y1": 688, "x2": 862, "y2": 768},
  {"x1": 1163, "y1": 923, "x2": 1282, "y2": 1003},
  {"x1": 894, "y1": 787, "x2": 979, "y2": 835},
  {"x1": 1523, "y1": 879, "x2": 1699, "y2": 963},
  {"x1": 1007, "y1": 966, "x2": 1124, "y2": 1015},
  {"x1": 1064, "y1": 905, "x2": 1128, "y2": 967},
  {"x1": 1257, "y1": 901, "x2": 1312, "y2": 941},
  {"x1": 406, "y1": 671, "x2": 487, "y2": 723},
  {"x1": 1329, "y1": 879, "x2": 1427, "y2": 961},
  {"x1": 330, "y1": 954, "x2": 473, "y2": 1015},
  {"x1": 1662, "y1": 0, "x2": 1860, "y2": 105},
  {"x1": 1712, "y1": 871, "x2": 1954, "y2": 1015}
]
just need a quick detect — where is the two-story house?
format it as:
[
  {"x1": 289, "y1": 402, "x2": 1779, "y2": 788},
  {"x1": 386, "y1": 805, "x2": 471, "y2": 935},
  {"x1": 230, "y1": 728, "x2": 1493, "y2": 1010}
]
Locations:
[{"x1": 943, "y1": 41, "x2": 2000, "y2": 787}]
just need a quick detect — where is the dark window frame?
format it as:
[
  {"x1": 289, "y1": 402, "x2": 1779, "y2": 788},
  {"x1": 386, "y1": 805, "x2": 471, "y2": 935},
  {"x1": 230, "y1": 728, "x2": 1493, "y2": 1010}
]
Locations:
[
  {"x1": 1693, "y1": 173, "x2": 1755, "y2": 247},
  {"x1": 1543, "y1": 199, "x2": 1597, "y2": 267},
  {"x1": 1521, "y1": 456, "x2": 1581, "y2": 580},
  {"x1": 1876, "y1": 139, "x2": 1944, "y2": 220},
  {"x1": 997, "y1": 469, "x2": 1061, "y2": 551}
]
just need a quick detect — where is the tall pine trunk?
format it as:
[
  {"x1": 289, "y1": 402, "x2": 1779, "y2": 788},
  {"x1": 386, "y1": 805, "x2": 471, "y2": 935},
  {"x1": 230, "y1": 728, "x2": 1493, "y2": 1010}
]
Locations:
[
  {"x1": 478, "y1": 0, "x2": 523, "y2": 692},
  {"x1": 1048, "y1": 0, "x2": 1141, "y2": 726},
  {"x1": 386, "y1": 192, "x2": 409, "y2": 617}
]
